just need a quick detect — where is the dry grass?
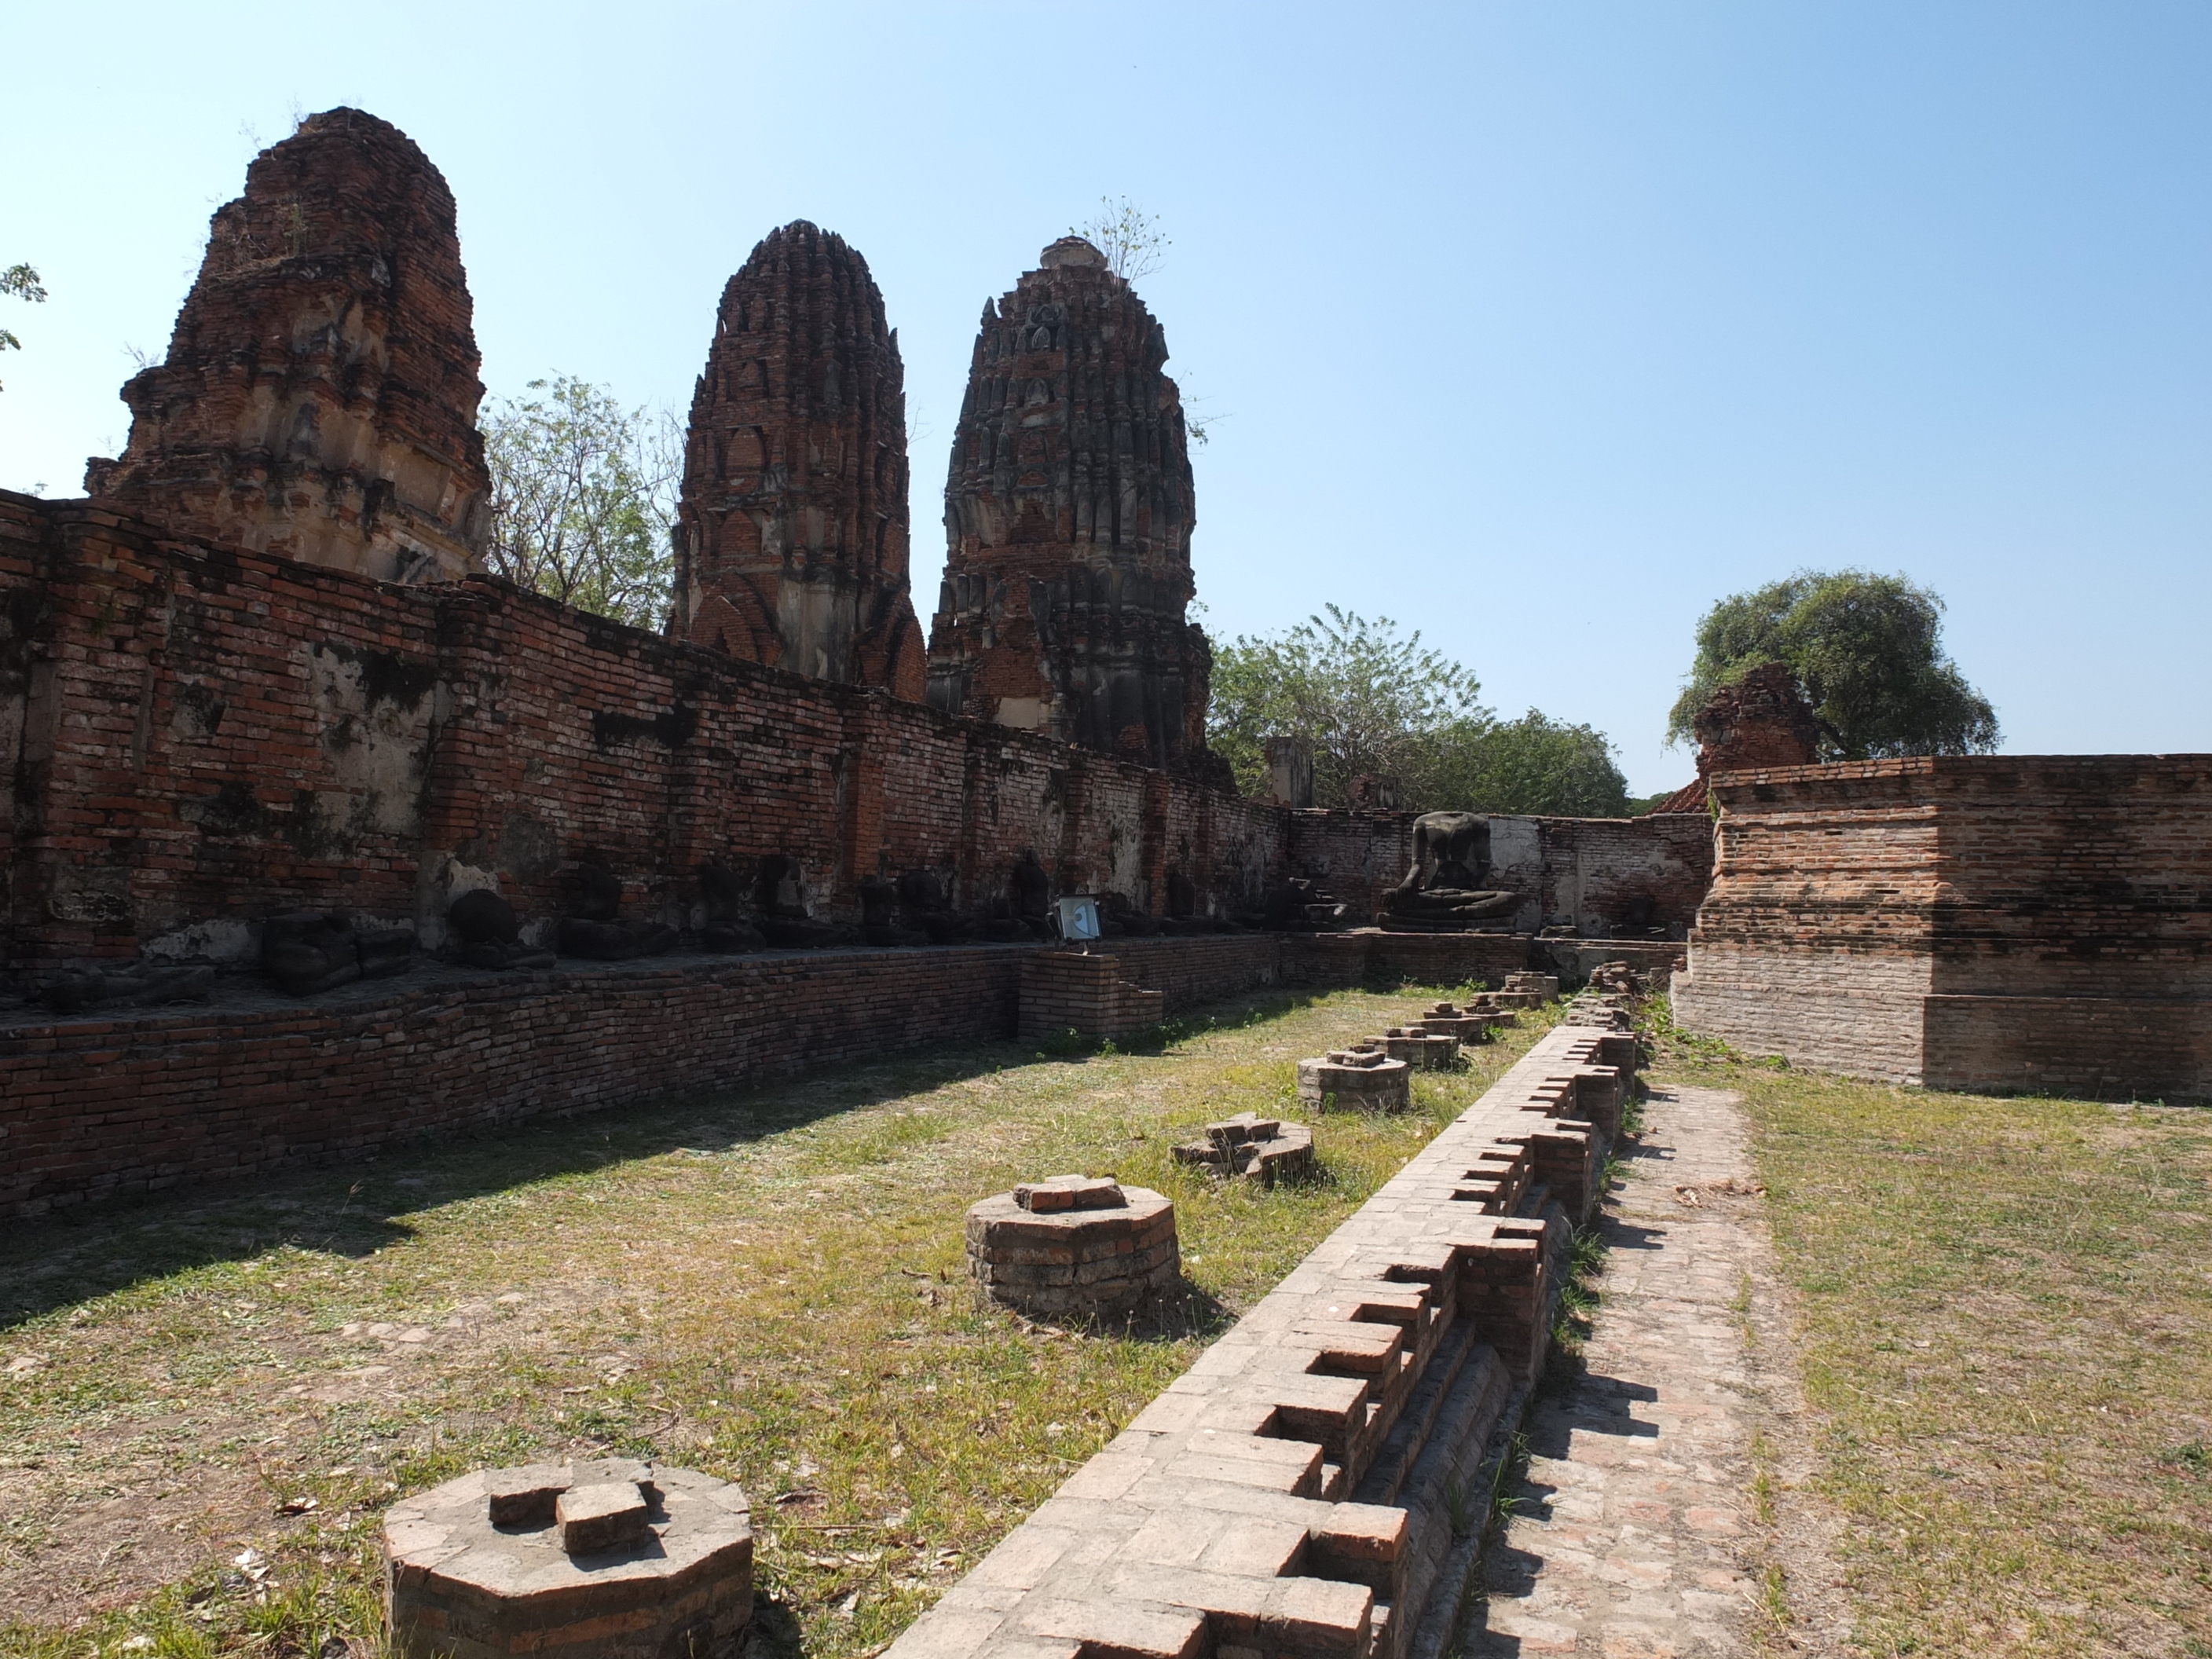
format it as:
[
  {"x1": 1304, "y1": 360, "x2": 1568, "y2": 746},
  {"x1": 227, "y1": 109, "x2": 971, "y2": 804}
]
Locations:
[
  {"x1": 0, "y1": 983, "x2": 1559, "y2": 1658},
  {"x1": 1654, "y1": 1018, "x2": 2212, "y2": 1658}
]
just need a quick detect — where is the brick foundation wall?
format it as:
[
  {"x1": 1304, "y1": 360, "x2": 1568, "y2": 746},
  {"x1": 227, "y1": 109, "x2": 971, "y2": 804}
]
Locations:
[
  {"x1": 1673, "y1": 756, "x2": 2212, "y2": 1098},
  {"x1": 0, "y1": 928, "x2": 1653, "y2": 1220},
  {"x1": 884, "y1": 1009, "x2": 1635, "y2": 1659}
]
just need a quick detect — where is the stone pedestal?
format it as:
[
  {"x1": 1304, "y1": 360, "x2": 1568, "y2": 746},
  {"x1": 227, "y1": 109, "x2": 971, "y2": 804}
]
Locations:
[
  {"x1": 966, "y1": 1176, "x2": 1178, "y2": 1319},
  {"x1": 1369, "y1": 1026, "x2": 1460, "y2": 1068},
  {"x1": 1172, "y1": 1112, "x2": 1314, "y2": 1185},
  {"x1": 383, "y1": 1459, "x2": 752, "y2": 1659},
  {"x1": 1295, "y1": 1049, "x2": 1412, "y2": 1111},
  {"x1": 1412, "y1": 1002, "x2": 1506, "y2": 1044}
]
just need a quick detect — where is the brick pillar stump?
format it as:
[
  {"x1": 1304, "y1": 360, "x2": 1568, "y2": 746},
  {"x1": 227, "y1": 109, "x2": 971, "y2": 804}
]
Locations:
[
  {"x1": 966, "y1": 1176, "x2": 1179, "y2": 1319},
  {"x1": 383, "y1": 1459, "x2": 752, "y2": 1658}
]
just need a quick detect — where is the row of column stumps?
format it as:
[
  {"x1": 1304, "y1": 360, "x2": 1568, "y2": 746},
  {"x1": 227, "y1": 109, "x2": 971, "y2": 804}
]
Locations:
[
  {"x1": 377, "y1": 975, "x2": 1638, "y2": 1656},
  {"x1": 903, "y1": 981, "x2": 1642, "y2": 1659}
]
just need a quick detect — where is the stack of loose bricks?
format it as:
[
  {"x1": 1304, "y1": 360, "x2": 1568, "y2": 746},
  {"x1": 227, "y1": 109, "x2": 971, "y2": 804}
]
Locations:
[{"x1": 897, "y1": 998, "x2": 1637, "y2": 1659}]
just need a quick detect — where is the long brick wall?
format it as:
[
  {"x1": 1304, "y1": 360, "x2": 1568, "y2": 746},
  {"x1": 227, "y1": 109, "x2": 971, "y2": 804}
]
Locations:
[
  {"x1": 1672, "y1": 756, "x2": 2212, "y2": 1098},
  {"x1": 0, "y1": 492, "x2": 1705, "y2": 973},
  {"x1": 2, "y1": 927, "x2": 1643, "y2": 1220},
  {"x1": 1284, "y1": 810, "x2": 1712, "y2": 936},
  {"x1": 885, "y1": 1005, "x2": 1638, "y2": 1659}
]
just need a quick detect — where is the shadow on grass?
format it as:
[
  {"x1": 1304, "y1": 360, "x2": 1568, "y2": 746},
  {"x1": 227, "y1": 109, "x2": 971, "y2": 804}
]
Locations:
[{"x1": 0, "y1": 984, "x2": 1345, "y2": 1330}]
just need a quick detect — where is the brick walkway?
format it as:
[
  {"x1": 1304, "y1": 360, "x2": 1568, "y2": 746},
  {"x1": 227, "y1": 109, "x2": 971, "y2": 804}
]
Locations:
[{"x1": 1465, "y1": 1084, "x2": 1767, "y2": 1657}]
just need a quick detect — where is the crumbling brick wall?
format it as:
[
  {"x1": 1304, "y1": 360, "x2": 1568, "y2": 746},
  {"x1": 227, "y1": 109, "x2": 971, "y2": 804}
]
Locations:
[
  {"x1": 2, "y1": 491, "x2": 1702, "y2": 972},
  {"x1": 0, "y1": 493, "x2": 1287, "y2": 967},
  {"x1": 1673, "y1": 756, "x2": 2212, "y2": 1098},
  {"x1": 1285, "y1": 810, "x2": 1712, "y2": 937}
]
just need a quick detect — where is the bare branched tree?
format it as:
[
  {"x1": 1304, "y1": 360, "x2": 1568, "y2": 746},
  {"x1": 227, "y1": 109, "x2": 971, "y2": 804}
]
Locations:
[
  {"x1": 482, "y1": 377, "x2": 680, "y2": 631},
  {"x1": 1071, "y1": 196, "x2": 1170, "y2": 282}
]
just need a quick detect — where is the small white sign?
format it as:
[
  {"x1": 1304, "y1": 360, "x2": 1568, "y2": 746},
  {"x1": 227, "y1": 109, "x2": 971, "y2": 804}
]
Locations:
[{"x1": 1057, "y1": 895, "x2": 1102, "y2": 943}]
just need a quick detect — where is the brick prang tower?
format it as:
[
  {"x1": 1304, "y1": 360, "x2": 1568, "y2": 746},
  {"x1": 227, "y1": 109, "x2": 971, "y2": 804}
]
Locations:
[
  {"x1": 926, "y1": 236, "x2": 1213, "y2": 771},
  {"x1": 669, "y1": 222, "x2": 926, "y2": 698},
  {"x1": 86, "y1": 108, "x2": 489, "y2": 584}
]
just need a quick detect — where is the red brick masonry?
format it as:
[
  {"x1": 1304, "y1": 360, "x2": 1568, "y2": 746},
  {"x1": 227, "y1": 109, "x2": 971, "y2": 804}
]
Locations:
[
  {"x1": 1673, "y1": 755, "x2": 2212, "y2": 1099},
  {"x1": 2, "y1": 930, "x2": 1646, "y2": 1220},
  {"x1": 884, "y1": 1010, "x2": 1635, "y2": 1659}
]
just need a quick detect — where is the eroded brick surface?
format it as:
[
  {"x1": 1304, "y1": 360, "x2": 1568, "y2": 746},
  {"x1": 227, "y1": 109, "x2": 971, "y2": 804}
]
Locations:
[
  {"x1": 1465, "y1": 1085, "x2": 1765, "y2": 1659},
  {"x1": 86, "y1": 109, "x2": 488, "y2": 584},
  {"x1": 1672, "y1": 756, "x2": 2212, "y2": 1097},
  {"x1": 669, "y1": 222, "x2": 925, "y2": 697}
]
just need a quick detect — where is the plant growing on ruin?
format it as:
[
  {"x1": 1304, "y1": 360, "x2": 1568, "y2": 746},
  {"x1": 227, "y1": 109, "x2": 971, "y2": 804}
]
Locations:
[
  {"x1": 482, "y1": 376, "x2": 679, "y2": 629},
  {"x1": 1072, "y1": 196, "x2": 1169, "y2": 281},
  {"x1": 0, "y1": 263, "x2": 47, "y2": 392},
  {"x1": 1668, "y1": 569, "x2": 2000, "y2": 760}
]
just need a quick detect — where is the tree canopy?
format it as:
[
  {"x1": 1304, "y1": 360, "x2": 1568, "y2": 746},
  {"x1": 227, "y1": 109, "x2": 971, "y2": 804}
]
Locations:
[
  {"x1": 482, "y1": 376, "x2": 679, "y2": 630},
  {"x1": 1207, "y1": 606, "x2": 1632, "y2": 816},
  {"x1": 1666, "y1": 569, "x2": 1999, "y2": 760}
]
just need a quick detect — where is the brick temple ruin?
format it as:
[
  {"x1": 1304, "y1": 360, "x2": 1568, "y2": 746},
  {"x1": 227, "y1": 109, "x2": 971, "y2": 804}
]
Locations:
[
  {"x1": 668, "y1": 220, "x2": 928, "y2": 696},
  {"x1": 84, "y1": 109, "x2": 490, "y2": 586},
  {"x1": 925, "y1": 236, "x2": 1214, "y2": 774},
  {"x1": 3, "y1": 103, "x2": 2207, "y2": 1218}
]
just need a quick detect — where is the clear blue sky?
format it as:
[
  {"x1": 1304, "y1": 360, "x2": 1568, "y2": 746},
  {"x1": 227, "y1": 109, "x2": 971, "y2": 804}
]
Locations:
[{"x1": 4, "y1": 2, "x2": 2207, "y2": 795}]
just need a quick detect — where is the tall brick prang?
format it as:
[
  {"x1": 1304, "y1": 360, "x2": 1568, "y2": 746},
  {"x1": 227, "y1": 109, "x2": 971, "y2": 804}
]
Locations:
[
  {"x1": 1649, "y1": 661, "x2": 1822, "y2": 814},
  {"x1": 84, "y1": 108, "x2": 489, "y2": 584},
  {"x1": 927, "y1": 236, "x2": 1213, "y2": 771},
  {"x1": 668, "y1": 222, "x2": 925, "y2": 698}
]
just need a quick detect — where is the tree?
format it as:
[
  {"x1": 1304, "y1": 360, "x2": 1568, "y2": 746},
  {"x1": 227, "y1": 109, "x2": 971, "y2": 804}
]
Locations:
[
  {"x1": 1, "y1": 263, "x2": 48, "y2": 392},
  {"x1": 1071, "y1": 196, "x2": 1169, "y2": 281},
  {"x1": 1207, "y1": 608, "x2": 1634, "y2": 815},
  {"x1": 1419, "y1": 712, "x2": 1632, "y2": 819},
  {"x1": 1210, "y1": 606, "x2": 1481, "y2": 805},
  {"x1": 1666, "y1": 569, "x2": 1999, "y2": 760},
  {"x1": 482, "y1": 376, "x2": 679, "y2": 630}
]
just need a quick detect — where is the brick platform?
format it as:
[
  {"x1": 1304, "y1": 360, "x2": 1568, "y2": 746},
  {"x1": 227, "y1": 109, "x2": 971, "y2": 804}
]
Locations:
[
  {"x1": 1017, "y1": 951, "x2": 1167, "y2": 1045},
  {"x1": 1673, "y1": 755, "x2": 2212, "y2": 1098},
  {"x1": 885, "y1": 1008, "x2": 1635, "y2": 1659}
]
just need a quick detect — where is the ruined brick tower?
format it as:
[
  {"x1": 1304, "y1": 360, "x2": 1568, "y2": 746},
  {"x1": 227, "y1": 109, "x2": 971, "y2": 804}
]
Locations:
[
  {"x1": 1651, "y1": 661, "x2": 1826, "y2": 812},
  {"x1": 926, "y1": 236, "x2": 1212, "y2": 771},
  {"x1": 85, "y1": 108, "x2": 489, "y2": 584},
  {"x1": 669, "y1": 222, "x2": 925, "y2": 697}
]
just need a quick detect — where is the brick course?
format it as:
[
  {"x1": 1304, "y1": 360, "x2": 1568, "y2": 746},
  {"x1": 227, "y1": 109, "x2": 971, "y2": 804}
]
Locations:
[
  {"x1": 886, "y1": 1009, "x2": 1635, "y2": 1659},
  {"x1": 1672, "y1": 755, "x2": 2212, "y2": 1097}
]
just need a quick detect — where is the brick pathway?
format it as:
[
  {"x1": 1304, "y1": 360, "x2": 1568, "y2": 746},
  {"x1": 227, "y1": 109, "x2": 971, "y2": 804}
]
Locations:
[{"x1": 1465, "y1": 1084, "x2": 1767, "y2": 1657}]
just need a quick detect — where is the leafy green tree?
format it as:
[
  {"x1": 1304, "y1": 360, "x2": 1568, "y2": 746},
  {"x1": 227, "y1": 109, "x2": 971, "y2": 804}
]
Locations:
[
  {"x1": 1208, "y1": 608, "x2": 1632, "y2": 815},
  {"x1": 1210, "y1": 606, "x2": 1481, "y2": 805},
  {"x1": 1666, "y1": 569, "x2": 1999, "y2": 760},
  {"x1": 482, "y1": 376, "x2": 679, "y2": 629},
  {"x1": 1, "y1": 263, "x2": 48, "y2": 392},
  {"x1": 1419, "y1": 712, "x2": 1632, "y2": 818}
]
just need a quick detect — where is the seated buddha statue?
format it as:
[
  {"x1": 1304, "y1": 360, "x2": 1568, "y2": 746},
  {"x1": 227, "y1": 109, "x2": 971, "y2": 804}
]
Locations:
[{"x1": 1379, "y1": 812, "x2": 1519, "y2": 930}]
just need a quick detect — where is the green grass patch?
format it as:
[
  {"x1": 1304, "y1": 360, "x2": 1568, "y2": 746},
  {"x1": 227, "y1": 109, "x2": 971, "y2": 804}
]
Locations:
[
  {"x1": 1656, "y1": 1037, "x2": 2212, "y2": 1658},
  {"x1": 0, "y1": 985, "x2": 1557, "y2": 1656}
]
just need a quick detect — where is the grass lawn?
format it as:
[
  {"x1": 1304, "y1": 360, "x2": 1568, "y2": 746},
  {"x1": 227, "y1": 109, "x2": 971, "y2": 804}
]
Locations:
[
  {"x1": 0, "y1": 983, "x2": 1558, "y2": 1658},
  {"x1": 1654, "y1": 1014, "x2": 2212, "y2": 1659}
]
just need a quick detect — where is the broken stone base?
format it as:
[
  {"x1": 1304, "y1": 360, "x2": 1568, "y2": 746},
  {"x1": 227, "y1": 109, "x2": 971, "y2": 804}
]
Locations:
[
  {"x1": 1173, "y1": 1111, "x2": 1315, "y2": 1185},
  {"x1": 383, "y1": 1459, "x2": 752, "y2": 1658},
  {"x1": 966, "y1": 1177, "x2": 1179, "y2": 1320}
]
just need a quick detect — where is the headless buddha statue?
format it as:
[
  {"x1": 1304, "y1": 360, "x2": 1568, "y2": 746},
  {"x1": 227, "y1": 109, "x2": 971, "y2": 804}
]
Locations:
[{"x1": 1379, "y1": 812, "x2": 1519, "y2": 932}]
